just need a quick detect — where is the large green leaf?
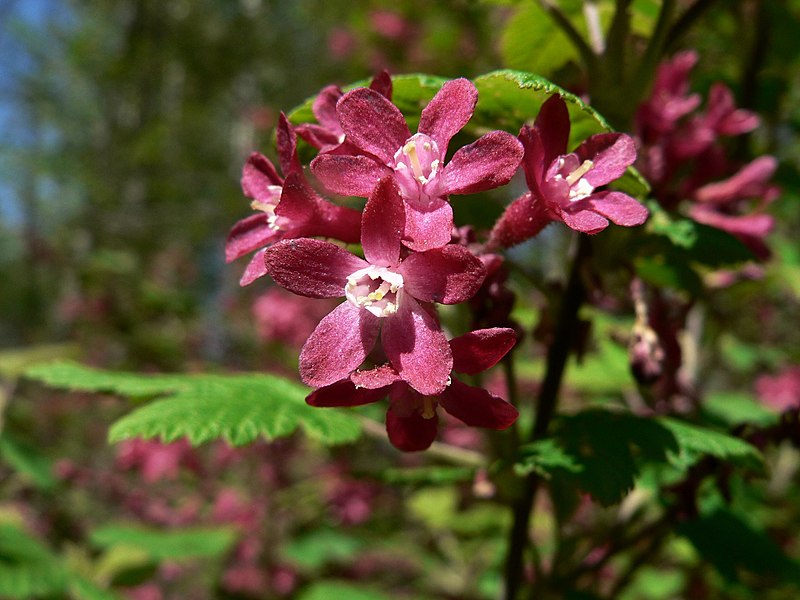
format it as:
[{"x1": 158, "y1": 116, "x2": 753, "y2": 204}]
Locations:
[
  {"x1": 89, "y1": 525, "x2": 237, "y2": 561},
  {"x1": 288, "y1": 71, "x2": 649, "y2": 198},
  {"x1": 0, "y1": 525, "x2": 67, "y2": 599},
  {"x1": 516, "y1": 410, "x2": 763, "y2": 505},
  {"x1": 24, "y1": 361, "x2": 362, "y2": 446},
  {"x1": 282, "y1": 529, "x2": 363, "y2": 570}
]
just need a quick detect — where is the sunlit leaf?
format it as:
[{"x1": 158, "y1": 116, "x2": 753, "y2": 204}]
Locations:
[
  {"x1": 297, "y1": 581, "x2": 392, "y2": 600},
  {"x1": 24, "y1": 361, "x2": 362, "y2": 447},
  {"x1": 282, "y1": 530, "x2": 363, "y2": 570},
  {"x1": 89, "y1": 525, "x2": 237, "y2": 561},
  {"x1": 0, "y1": 433, "x2": 56, "y2": 490}
]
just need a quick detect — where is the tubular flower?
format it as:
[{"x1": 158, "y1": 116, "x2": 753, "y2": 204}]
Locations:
[
  {"x1": 225, "y1": 114, "x2": 362, "y2": 285},
  {"x1": 488, "y1": 95, "x2": 648, "y2": 249},
  {"x1": 263, "y1": 177, "x2": 486, "y2": 395},
  {"x1": 307, "y1": 328, "x2": 519, "y2": 451},
  {"x1": 311, "y1": 78, "x2": 524, "y2": 251}
]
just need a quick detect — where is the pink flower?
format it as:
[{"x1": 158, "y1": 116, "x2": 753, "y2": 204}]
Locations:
[
  {"x1": 296, "y1": 71, "x2": 393, "y2": 154},
  {"x1": 225, "y1": 114, "x2": 361, "y2": 285},
  {"x1": 307, "y1": 328, "x2": 519, "y2": 451},
  {"x1": 488, "y1": 95, "x2": 648, "y2": 249},
  {"x1": 311, "y1": 78, "x2": 524, "y2": 251},
  {"x1": 116, "y1": 438, "x2": 199, "y2": 483},
  {"x1": 755, "y1": 366, "x2": 800, "y2": 412},
  {"x1": 263, "y1": 177, "x2": 486, "y2": 395},
  {"x1": 252, "y1": 287, "x2": 335, "y2": 348}
]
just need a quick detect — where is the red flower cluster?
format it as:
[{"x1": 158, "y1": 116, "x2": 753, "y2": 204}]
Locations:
[{"x1": 227, "y1": 75, "x2": 647, "y2": 450}]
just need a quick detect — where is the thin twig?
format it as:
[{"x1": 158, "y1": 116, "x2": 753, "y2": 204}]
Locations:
[
  {"x1": 664, "y1": 0, "x2": 721, "y2": 51},
  {"x1": 538, "y1": 0, "x2": 597, "y2": 71},
  {"x1": 503, "y1": 235, "x2": 591, "y2": 600}
]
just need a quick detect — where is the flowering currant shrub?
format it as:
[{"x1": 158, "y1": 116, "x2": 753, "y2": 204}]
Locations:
[{"x1": 228, "y1": 74, "x2": 649, "y2": 452}]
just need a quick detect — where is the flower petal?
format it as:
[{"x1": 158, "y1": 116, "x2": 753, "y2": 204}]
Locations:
[
  {"x1": 693, "y1": 156, "x2": 778, "y2": 204},
  {"x1": 574, "y1": 133, "x2": 637, "y2": 188},
  {"x1": 418, "y1": 78, "x2": 477, "y2": 152},
  {"x1": 441, "y1": 131, "x2": 524, "y2": 195},
  {"x1": 311, "y1": 154, "x2": 390, "y2": 197},
  {"x1": 306, "y1": 379, "x2": 386, "y2": 407},
  {"x1": 350, "y1": 364, "x2": 401, "y2": 389},
  {"x1": 225, "y1": 214, "x2": 281, "y2": 262},
  {"x1": 369, "y1": 69, "x2": 393, "y2": 99},
  {"x1": 386, "y1": 403, "x2": 439, "y2": 452},
  {"x1": 402, "y1": 197, "x2": 453, "y2": 252},
  {"x1": 300, "y1": 302, "x2": 380, "y2": 387},
  {"x1": 439, "y1": 378, "x2": 518, "y2": 429},
  {"x1": 337, "y1": 88, "x2": 411, "y2": 164},
  {"x1": 559, "y1": 206, "x2": 610, "y2": 234},
  {"x1": 582, "y1": 191, "x2": 649, "y2": 227},
  {"x1": 276, "y1": 113, "x2": 302, "y2": 175},
  {"x1": 486, "y1": 191, "x2": 551, "y2": 250},
  {"x1": 534, "y1": 94, "x2": 571, "y2": 166},
  {"x1": 383, "y1": 296, "x2": 452, "y2": 395},
  {"x1": 264, "y1": 238, "x2": 366, "y2": 298},
  {"x1": 239, "y1": 249, "x2": 268, "y2": 286},
  {"x1": 362, "y1": 177, "x2": 404, "y2": 267},
  {"x1": 400, "y1": 245, "x2": 486, "y2": 304},
  {"x1": 273, "y1": 171, "x2": 317, "y2": 223},
  {"x1": 450, "y1": 328, "x2": 517, "y2": 374},
  {"x1": 241, "y1": 152, "x2": 282, "y2": 199},
  {"x1": 312, "y1": 85, "x2": 344, "y2": 131}
]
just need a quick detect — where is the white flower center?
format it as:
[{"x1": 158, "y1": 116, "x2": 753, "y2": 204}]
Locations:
[
  {"x1": 345, "y1": 265, "x2": 404, "y2": 318},
  {"x1": 250, "y1": 184, "x2": 284, "y2": 231},
  {"x1": 552, "y1": 157, "x2": 596, "y2": 202},
  {"x1": 393, "y1": 133, "x2": 442, "y2": 203}
]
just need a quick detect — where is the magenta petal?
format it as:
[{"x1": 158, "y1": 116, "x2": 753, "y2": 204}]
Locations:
[
  {"x1": 383, "y1": 296, "x2": 452, "y2": 395},
  {"x1": 575, "y1": 133, "x2": 637, "y2": 188},
  {"x1": 535, "y1": 95, "x2": 571, "y2": 165},
  {"x1": 273, "y1": 172, "x2": 317, "y2": 223},
  {"x1": 693, "y1": 156, "x2": 777, "y2": 204},
  {"x1": 225, "y1": 214, "x2": 281, "y2": 262},
  {"x1": 559, "y1": 206, "x2": 610, "y2": 234},
  {"x1": 519, "y1": 125, "x2": 547, "y2": 196},
  {"x1": 306, "y1": 379, "x2": 386, "y2": 407},
  {"x1": 239, "y1": 249, "x2": 269, "y2": 286},
  {"x1": 441, "y1": 131, "x2": 524, "y2": 195},
  {"x1": 362, "y1": 177, "x2": 404, "y2": 266},
  {"x1": 386, "y1": 403, "x2": 438, "y2": 452},
  {"x1": 277, "y1": 113, "x2": 302, "y2": 175},
  {"x1": 312, "y1": 85, "x2": 344, "y2": 131},
  {"x1": 583, "y1": 191, "x2": 649, "y2": 227},
  {"x1": 400, "y1": 245, "x2": 486, "y2": 304},
  {"x1": 300, "y1": 302, "x2": 380, "y2": 387},
  {"x1": 337, "y1": 88, "x2": 411, "y2": 164},
  {"x1": 296, "y1": 124, "x2": 343, "y2": 151},
  {"x1": 418, "y1": 78, "x2": 477, "y2": 152},
  {"x1": 350, "y1": 365, "x2": 401, "y2": 389},
  {"x1": 264, "y1": 238, "x2": 366, "y2": 298},
  {"x1": 450, "y1": 328, "x2": 517, "y2": 374},
  {"x1": 369, "y1": 70, "x2": 393, "y2": 99},
  {"x1": 402, "y1": 198, "x2": 453, "y2": 252},
  {"x1": 439, "y1": 378, "x2": 518, "y2": 429},
  {"x1": 241, "y1": 152, "x2": 282, "y2": 199},
  {"x1": 311, "y1": 154, "x2": 390, "y2": 197}
]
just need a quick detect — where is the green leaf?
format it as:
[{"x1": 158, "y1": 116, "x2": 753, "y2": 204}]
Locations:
[
  {"x1": 0, "y1": 344, "x2": 80, "y2": 380},
  {"x1": 548, "y1": 410, "x2": 679, "y2": 505},
  {"x1": 678, "y1": 509, "x2": 800, "y2": 584},
  {"x1": 381, "y1": 465, "x2": 476, "y2": 486},
  {"x1": 282, "y1": 529, "x2": 363, "y2": 570},
  {"x1": 634, "y1": 254, "x2": 703, "y2": 295},
  {"x1": 288, "y1": 71, "x2": 649, "y2": 199},
  {"x1": 658, "y1": 418, "x2": 764, "y2": 471},
  {"x1": 0, "y1": 563, "x2": 67, "y2": 599},
  {"x1": 89, "y1": 525, "x2": 237, "y2": 561},
  {"x1": 515, "y1": 438, "x2": 583, "y2": 477},
  {"x1": 500, "y1": 3, "x2": 580, "y2": 76},
  {"x1": 702, "y1": 392, "x2": 779, "y2": 428},
  {"x1": 24, "y1": 361, "x2": 362, "y2": 446},
  {"x1": 297, "y1": 581, "x2": 392, "y2": 600},
  {"x1": 0, "y1": 433, "x2": 57, "y2": 490}
]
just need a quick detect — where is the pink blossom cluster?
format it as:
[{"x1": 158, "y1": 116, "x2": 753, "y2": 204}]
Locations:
[
  {"x1": 635, "y1": 51, "x2": 780, "y2": 259},
  {"x1": 227, "y1": 74, "x2": 648, "y2": 451}
]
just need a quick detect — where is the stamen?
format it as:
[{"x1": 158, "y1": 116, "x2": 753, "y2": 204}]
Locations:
[
  {"x1": 404, "y1": 140, "x2": 425, "y2": 181},
  {"x1": 421, "y1": 397, "x2": 437, "y2": 419},
  {"x1": 566, "y1": 159, "x2": 594, "y2": 186}
]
